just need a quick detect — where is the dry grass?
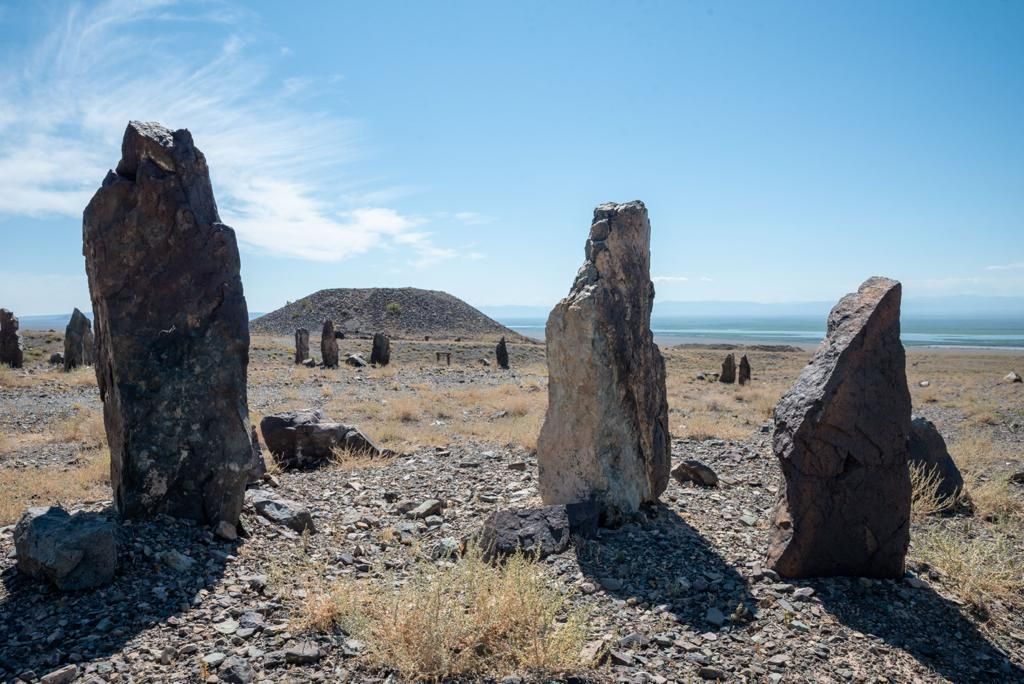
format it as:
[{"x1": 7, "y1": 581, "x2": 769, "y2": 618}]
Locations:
[
  {"x1": 909, "y1": 461, "x2": 959, "y2": 520},
  {"x1": 294, "y1": 546, "x2": 585, "y2": 681},
  {"x1": 53, "y1": 405, "x2": 106, "y2": 447},
  {"x1": 330, "y1": 447, "x2": 389, "y2": 471},
  {"x1": 0, "y1": 365, "x2": 97, "y2": 389},
  {"x1": 0, "y1": 449, "x2": 111, "y2": 524}
]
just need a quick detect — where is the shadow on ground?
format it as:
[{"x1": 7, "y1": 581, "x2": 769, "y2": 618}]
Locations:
[{"x1": 0, "y1": 511, "x2": 237, "y2": 681}]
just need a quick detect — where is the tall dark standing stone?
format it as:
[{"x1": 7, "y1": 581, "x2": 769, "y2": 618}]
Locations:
[
  {"x1": 719, "y1": 353, "x2": 736, "y2": 383},
  {"x1": 295, "y1": 328, "x2": 309, "y2": 365},
  {"x1": 738, "y1": 355, "x2": 751, "y2": 385},
  {"x1": 537, "y1": 201, "x2": 671, "y2": 522},
  {"x1": 63, "y1": 308, "x2": 95, "y2": 371},
  {"x1": 495, "y1": 336, "x2": 510, "y2": 370},
  {"x1": 370, "y1": 332, "x2": 391, "y2": 366},
  {"x1": 83, "y1": 121, "x2": 254, "y2": 532},
  {"x1": 767, "y1": 277, "x2": 911, "y2": 578},
  {"x1": 0, "y1": 309, "x2": 23, "y2": 368},
  {"x1": 321, "y1": 320, "x2": 339, "y2": 368}
]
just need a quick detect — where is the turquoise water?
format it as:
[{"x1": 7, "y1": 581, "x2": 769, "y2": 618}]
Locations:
[{"x1": 502, "y1": 315, "x2": 1024, "y2": 349}]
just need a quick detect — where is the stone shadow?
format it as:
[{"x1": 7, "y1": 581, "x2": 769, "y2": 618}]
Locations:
[
  {"x1": 812, "y1": 576, "x2": 1024, "y2": 682},
  {"x1": 574, "y1": 502, "x2": 757, "y2": 633},
  {"x1": 0, "y1": 511, "x2": 238, "y2": 681}
]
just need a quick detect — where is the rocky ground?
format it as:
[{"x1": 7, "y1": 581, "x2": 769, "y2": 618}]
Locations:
[{"x1": 1, "y1": 332, "x2": 1022, "y2": 683}]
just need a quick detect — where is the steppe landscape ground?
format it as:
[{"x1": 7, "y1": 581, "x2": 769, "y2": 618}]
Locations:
[{"x1": 1, "y1": 330, "x2": 1022, "y2": 683}]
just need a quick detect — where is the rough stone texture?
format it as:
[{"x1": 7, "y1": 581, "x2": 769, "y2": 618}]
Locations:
[
  {"x1": 738, "y1": 355, "x2": 751, "y2": 385},
  {"x1": 49, "y1": 352, "x2": 64, "y2": 365},
  {"x1": 537, "y1": 201, "x2": 671, "y2": 522},
  {"x1": 767, "y1": 276, "x2": 911, "y2": 579},
  {"x1": 0, "y1": 308, "x2": 23, "y2": 368},
  {"x1": 370, "y1": 332, "x2": 391, "y2": 366},
  {"x1": 321, "y1": 320, "x2": 339, "y2": 368},
  {"x1": 294, "y1": 328, "x2": 309, "y2": 365},
  {"x1": 63, "y1": 308, "x2": 95, "y2": 371},
  {"x1": 672, "y1": 460, "x2": 719, "y2": 487},
  {"x1": 83, "y1": 121, "x2": 254, "y2": 528},
  {"x1": 246, "y1": 489, "x2": 316, "y2": 534},
  {"x1": 908, "y1": 416, "x2": 967, "y2": 507},
  {"x1": 479, "y1": 502, "x2": 599, "y2": 561},
  {"x1": 496, "y1": 336, "x2": 510, "y2": 369},
  {"x1": 248, "y1": 425, "x2": 267, "y2": 484},
  {"x1": 720, "y1": 354, "x2": 736, "y2": 384},
  {"x1": 14, "y1": 507, "x2": 117, "y2": 591},
  {"x1": 260, "y1": 409, "x2": 382, "y2": 469},
  {"x1": 1006, "y1": 371, "x2": 1022, "y2": 384}
]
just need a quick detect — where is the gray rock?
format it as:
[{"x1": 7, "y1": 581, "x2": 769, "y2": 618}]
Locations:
[
  {"x1": 83, "y1": 121, "x2": 254, "y2": 528},
  {"x1": 705, "y1": 606, "x2": 726, "y2": 627},
  {"x1": 720, "y1": 354, "x2": 736, "y2": 384},
  {"x1": 49, "y1": 352, "x2": 64, "y2": 365},
  {"x1": 408, "y1": 499, "x2": 443, "y2": 519},
  {"x1": 321, "y1": 320, "x2": 339, "y2": 368},
  {"x1": 62, "y1": 308, "x2": 94, "y2": 371},
  {"x1": 218, "y1": 656, "x2": 254, "y2": 684},
  {"x1": 294, "y1": 328, "x2": 309, "y2": 365},
  {"x1": 908, "y1": 416, "x2": 969, "y2": 510},
  {"x1": 345, "y1": 353, "x2": 367, "y2": 368},
  {"x1": 496, "y1": 336, "x2": 510, "y2": 369},
  {"x1": 479, "y1": 502, "x2": 599, "y2": 561},
  {"x1": 0, "y1": 308, "x2": 23, "y2": 368},
  {"x1": 537, "y1": 201, "x2": 671, "y2": 522},
  {"x1": 259, "y1": 409, "x2": 382, "y2": 469},
  {"x1": 246, "y1": 489, "x2": 316, "y2": 533},
  {"x1": 672, "y1": 460, "x2": 719, "y2": 487},
  {"x1": 14, "y1": 507, "x2": 117, "y2": 591},
  {"x1": 370, "y1": 332, "x2": 391, "y2": 366},
  {"x1": 41, "y1": 665, "x2": 78, "y2": 684},
  {"x1": 1006, "y1": 371, "x2": 1022, "y2": 383},
  {"x1": 285, "y1": 642, "x2": 321, "y2": 664}
]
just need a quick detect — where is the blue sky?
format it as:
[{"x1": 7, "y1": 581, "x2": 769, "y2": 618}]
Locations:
[{"x1": 0, "y1": 0, "x2": 1022, "y2": 315}]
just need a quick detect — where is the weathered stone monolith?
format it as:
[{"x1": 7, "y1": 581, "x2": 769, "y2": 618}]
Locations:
[
  {"x1": 83, "y1": 121, "x2": 254, "y2": 531},
  {"x1": 321, "y1": 320, "x2": 339, "y2": 368},
  {"x1": 63, "y1": 308, "x2": 95, "y2": 371},
  {"x1": 496, "y1": 336, "x2": 509, "y2": 369},
  {"x1": 0, "y1": 309, "x2": 23, "y2": 368},
  {"x1": 738, "y1": 354, "x2": 751, "y2": 385},
  {"x1": 537, "y1": 201, "x2": 671, "y2": 523},
  {"x1": 295, "y1": 328, "x2": 309, "y2": 365},
  {"x1": 767, "y1": 276, "x2": 911, "y2": 578},
  {"x1": 720, "y1": 353, "x2": 736, "y2": 383},
  {"x1": 370, "y1": 332, "x2": 391, "y2": 366}
]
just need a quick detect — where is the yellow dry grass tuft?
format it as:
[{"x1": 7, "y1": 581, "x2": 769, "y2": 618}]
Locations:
[
  {"x1": 909, "y1": 461, "x2": 959, "y2": 521},
  {"x1": 0, "y1": 449, "x2": 111, "y2": 524}
]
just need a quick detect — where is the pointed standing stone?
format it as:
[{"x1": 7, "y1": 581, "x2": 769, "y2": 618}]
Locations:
[
  {"x1": 767, "y1": 277, "x2": 911, "y2": 578},
  {"x1": 370, "y1": 332, "x2": 391, "y2": 366},
  {"x1": 738, "y1": 355, "x2": 751, "y2": 385},
  {"x1": 295, "y1": 328, "x2": 309, "y2": 365},
  {"x1": 63, "y1": 308, "x2": 95, "y2": 371},
  {"x1": 537, "y1": 201, "x2": 671, "y2": 522},
  {"x1": 720, "y1": 353, "x2": 736, "y2": 383},
  {"x1": 321, "y1": 320, "x2": 339, "y2": 368},
  {"x1": 0, "y1": 309, "x2": 23, "y2": 368},
  {"x1": 83, "y1": 121, "x2": 254, "y2": 529},
  {"x1": 495, "y1": 336, "x2": 509, "y2": 370}
]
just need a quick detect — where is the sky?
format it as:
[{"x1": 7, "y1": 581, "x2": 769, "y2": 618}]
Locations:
[{"x1": 0, "y1": 0, "x2": 1022, "y2": 315}]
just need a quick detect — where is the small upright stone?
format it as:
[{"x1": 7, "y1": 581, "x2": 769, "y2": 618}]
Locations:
[
  {"x1": 738, "y1": 355, "x2": 751, "y2": 385},
  {"x1": 495, "y1": 336, "x2": 510, "y2": 370},
  {"x1": 321, "y1": 320, "x2": 339, "y2": 368},
  {"x1": 719, "y1": 354, "x2": 736, "y2": 384},
  {"x1": 767, "y1": 277, "x2": 911, "y2": 579},
  {"x1": 0, "y1": 308, "x2": 23, "y2": 368},
  {"x1": 83, "y1": 121, "x2": 254, "y2": 528},
  {"x1": 537, "y1": 201, "x2": 671, "y2": 522},
  {"x1": 63, "y1": 308, "x2": 95, "y2": 371},
  {"x1": 370, "y1": 332, "x2": 391, "y2": 366},
  {"x1": 294, "y1": 328, "x2": 309, "y2": 365},
  {"x1": 908, "y1": 416, "x2": 967, "y2": 508}
]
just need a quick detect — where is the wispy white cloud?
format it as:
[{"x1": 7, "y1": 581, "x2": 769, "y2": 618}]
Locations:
[
  {"x1": 652, "y1": 276, "x2": 689, "y2": 283},
  {"x1": 0, "y1": 0, "x2": 469, "y2": 267},
  {"x1": 986, "y1": 262, "x2": 1024, "y2": 271}
]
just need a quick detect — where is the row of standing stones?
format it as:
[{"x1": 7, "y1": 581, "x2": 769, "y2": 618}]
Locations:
[{"x1": 6, "y1": 121, "x2": 1017, "y2": 596}]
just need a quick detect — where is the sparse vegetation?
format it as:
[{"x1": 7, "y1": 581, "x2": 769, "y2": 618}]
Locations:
[
  {"x1": 0, "y1": 449, "x2": 111, "y2": 524},
  {"x1": 386, "y1": 302, "x2": 401, "y2": 315}
]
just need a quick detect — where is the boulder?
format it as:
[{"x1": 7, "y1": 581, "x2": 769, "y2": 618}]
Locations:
[
  {"x1": 672, "y1": 460, "x2": 719, "y2": 487},
  {"x1": 345, "y1": 354, "x2": 367, "y2": 368},
  {"x1": 0, "y1": 308, "x2": 23, "y2": 368},
  {"x1": 720, "y1": 354, "x2": 736, "y2": 384},
  {"x1": 537, "y1": 201, "x2": 671, "y2": 523},
  {"x1": 479, "y1": 502, "x2": 599, "y2": 561},
  {"x1": 63, "y1": 308, "x2": 94, "y2": 371},
  {"x1": 259, "y1": 409, "x2": 381, "y2": 469},
  {"x1": 294, "y1": 328, "x2": 309, "y2": 365},
  {"x1": 1006, "y1": 371, "x2": 1022, "y2": 384},
  {"x1": 245, "y1": 489, "x2": 316, "y2": 533},
  {"x1": 767, "y1": 277, "x2": 911, "y2": 579},
  {"x1": 14, "y1": 507, "x2": 118, "y2": 591},
  {"x1": 49, "y1": 352, "x2": 64, "y2": 365},
  {"x1": 496, "y1": 336, "x2": 510, "y2": 369},
  {"x1": 370, "y1": 332, "x2": 391, "y2": 366},
  {"x1": 738, "y1": 355, "x2": 751, "y2": 385},
  {"x1": 908, "y1": 416, "x2": 968, "y2": 508},
  {"x1": 321, "y1": 320, "x2": 339, "y2": 368},
  {"x1": 83, "y1": 121, "x2": 254, "y2": 528}
]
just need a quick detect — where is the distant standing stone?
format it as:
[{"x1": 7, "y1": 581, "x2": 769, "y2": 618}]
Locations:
[
  {"x1": 537, "y1": 201, "x2": 671, "y2": 522},
  {"x1": 321, "y1": 320, "x2": 339, "y2": 368},
  {"x1": 63, "y1": 307, "x2": 94, "y2": 371},
  {"x1": 496, "y1": 336, "x2": 510, "y2": 369},
  {"x1": 294, "y1": 328, "x2": 309, "y2": 365},
  {"x1": 83, "y1": 121, "x2": 255, "y2": 528},
  {"x1": 720, "y1": 353, "x2": 736, "y2": 384},
  {"x1": 738, "y1": 354, "x2": 751, "y2": 385},
  {"x1": 370, "y1": 332, "x2": 391, "y2": 366},
  {"x1": 767, "y1": 277, "x2": 911, "y2": 579},
  {"x1": 0, "y1": 308, "x2": 23, "y2": 368}
]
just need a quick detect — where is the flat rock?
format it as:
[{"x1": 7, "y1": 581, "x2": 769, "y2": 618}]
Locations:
[
  {"x1": 479, "y1": 502, "x2": 599, "y2": 561},
  {"x1": 14, "y1": 507, "x2": 117, "y2": 591}
]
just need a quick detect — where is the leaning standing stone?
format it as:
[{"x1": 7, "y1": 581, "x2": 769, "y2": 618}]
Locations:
[
  {"x1": 537, "y1": 201, "x2": 671, "y2": 522},
  {"x1": 83, "y1": 121, "x2": 254, "y2": 530},
  {"x1": 295, "y1": 328, "x2": 309, "y2": 365},
  {"x1": 370, "y1": 332, "x2": 391, "y2": 366},
  {"x1": 767, "y1": 276, "x2": 911, "y2": 578},
  {"x1": 0, "y1": 308, "x2": 23, "y2": 368},
  {"x1": 495, "y1": 336, "x2": 509, "y2": 369},
  {"x1": 738, "y1": 354, "x2": 751, "y2": 385},
  {"x1": 321, "y1": 320, "x2": 339, "y2": 368},
  {"x1": 63, "y1": 308, "x2": 95, "y2": 371},
  {"x1": 720, "y1": 353, "x2": 736, "y2": 383}
]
